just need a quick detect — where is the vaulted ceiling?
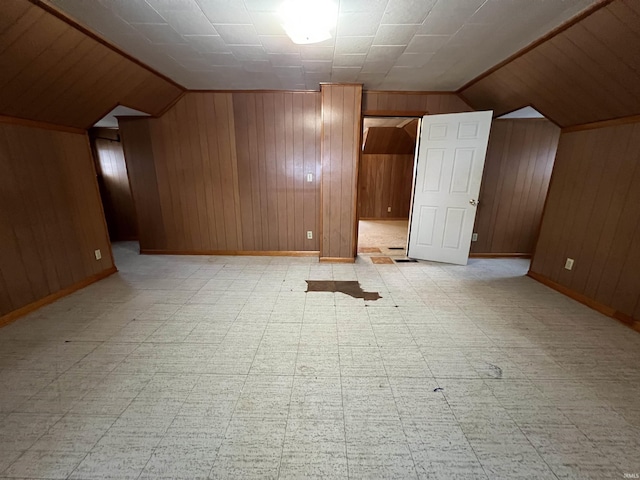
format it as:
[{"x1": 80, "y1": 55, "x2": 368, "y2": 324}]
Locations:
[{"x1": 45, "y1": 0, "x2": 598, "y2": 90}]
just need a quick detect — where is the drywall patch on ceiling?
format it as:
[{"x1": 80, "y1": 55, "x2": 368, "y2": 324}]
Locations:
[
  {"x1": 497, "y1": 106, "x2": 545, "y2": 119},
  {"x1": 94, "y1": 106, "x2": 151, "y2": 128}
]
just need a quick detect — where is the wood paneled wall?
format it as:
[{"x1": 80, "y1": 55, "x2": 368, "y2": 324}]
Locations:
[
  {"x1": 470, "y1": 119, "x2": 560, "y2": 255},
  {"x1": 359, "y1": 154, "x2": 414, "y2": 220},
  {"x1": 0, "y1": 0, "x2": 183, "y2": 128},
  {"x1": 119, "y1": 91, "x2": 321, "y2": 253},
  {"x1": 362, "y1": 127, "x2": 415, "y2": 155},
  {"x1": 320, "y1": 84, "x2": 363, "y2": 260},
  {"x1": 0, "y1": 121, "x2": 114, "y2": 320},
  {"x1": 530, "y1": 121, "x2": 640, "y2": 323},
  {"x1": 92, "y1": 133, "x2": 137, "y2": 241},
  {"x1": 363, "y1": 91, "x2": 473, "y2": 115},
  {"x1": 233, "y1": 92, "x2": 321, "y2": 251},
  {"x1": 460, "y1": 0, "x2": 640, "y2": 127}
]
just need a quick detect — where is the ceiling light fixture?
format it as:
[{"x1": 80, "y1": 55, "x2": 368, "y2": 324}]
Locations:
[{"x1": 279, "y1": 0, "x2": 338, "y2": 45}]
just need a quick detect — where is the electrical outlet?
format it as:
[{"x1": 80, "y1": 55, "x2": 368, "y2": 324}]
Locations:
[
  {"x1": 307, "y1": 231, "x2": 313, "y2": 240},
  {"x1": 472, "y1": 233, "x2": 478, "y2": 242},
  {"x1": 94, "y1": 249, "x2": 102, "y2": 260},
  {"x1": 564, "y1": 258, "x2": 574, "y2": 270},
  {"x1": 387, "y1": 206, "x2": 392, "y2": 213},
  {"x1": 306, "y1": 173, "x2": 313, "y2": 182}
]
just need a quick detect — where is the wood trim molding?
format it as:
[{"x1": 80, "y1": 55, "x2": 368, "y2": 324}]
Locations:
[
  {"x1": 141, "y1": 249, "x2": 320, "y2": 257},
  {"x1": 155, "y1": 91, "x2": 187, "y2": 117},
  {"x1": 319, "y1": 257, "x2": 356, "y2": 263},
  {"x1": 457, "y1": 0, "x2": 615, "y2": 92},
  {"x1": 364, "y1": 90, "x2": 462, "y2": 95},
  {"x1": 527, "y1": 270, "x2": 640, "y2": 333},
  {"x1": 0, "y1": 115, "x2": 85, "y2": 134},
  {"x1": 469, "y1": 253, "x2": 532, "y2": 258},
  {"x1": 562, "y1": 114, "x2": 640, "y2": 133},
  {"x1": 31, "y1": 0, "x2": 185, "y2": 91},
  {"x1": 0, "y1": 266, "x2": 117, "y2": 329},
  {"x1": 363, "y1": 110, "x2": 428, "y2": 117},
  {"x1": 188, "y1": 89, "x2": 320, "y2": 94}
]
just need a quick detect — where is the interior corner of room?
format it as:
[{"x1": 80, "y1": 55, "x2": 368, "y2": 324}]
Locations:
[{"x1": 1, "y1": 0, "x2": 639, "y2": 332}]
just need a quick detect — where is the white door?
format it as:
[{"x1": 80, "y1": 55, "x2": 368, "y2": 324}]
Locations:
[{"x1": 407, "y1": 111, "x2": 493, "y2": 265}]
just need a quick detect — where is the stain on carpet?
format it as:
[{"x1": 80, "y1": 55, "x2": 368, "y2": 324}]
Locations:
[
  {"x1": 305, "y1": 280, "x2": 381, "y2": 301},
  {"x1": 371, "y1": 257, "x2": 394, "y2": 264}
]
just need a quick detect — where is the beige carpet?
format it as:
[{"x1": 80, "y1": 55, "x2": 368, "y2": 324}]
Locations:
[{"x1": 357, "y1": 219, "x2": 408, "y2": 255}]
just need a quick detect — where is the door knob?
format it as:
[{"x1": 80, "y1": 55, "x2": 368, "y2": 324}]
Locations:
[{"x1": 469, "y1": 199, "x2": 479, "y2": 206}]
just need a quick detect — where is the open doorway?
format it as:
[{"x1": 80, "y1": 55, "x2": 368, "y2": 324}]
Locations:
[
  {"x1": 357, "y1": 116, "x2": 419, "y2": 261},
  {"x1": 89, "y1": 106, "x2": 149, "y2": 268}
]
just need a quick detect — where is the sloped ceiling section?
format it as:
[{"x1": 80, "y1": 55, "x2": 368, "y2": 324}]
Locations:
[
  {"x1": 460, "y1": 0, "x2": 640, "y2": 127},
  {"x1": 363, "y1": 126, "x2": 415, "y2": 154},
  {"x1": 0, "y1": 0, "x2": 184, "y2": 129}
]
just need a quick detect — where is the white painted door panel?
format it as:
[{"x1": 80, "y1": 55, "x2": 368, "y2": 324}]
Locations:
[{"x1": 408, "y1": 111, "x2": 493, "y2": 265}]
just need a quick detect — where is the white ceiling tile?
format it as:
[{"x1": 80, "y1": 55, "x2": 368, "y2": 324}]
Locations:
[
  {"x1": 330, "y1": 67, "x2": 361, "y2": 82},
  {"x1": 100, "y1": 0, "x2": 166, "y2": 24},
  {"x1": 249, "y1": 11, "x2": 286, "y2": 35},
  {"x1": 339, "y1": 0, "x2": 388, "y2": 14},
  {"x1": 202, "y1": 53, "x2": 241, "y2": 66},
  {"x1": 145, "y1": 0, "x2": 202, "y2": 12},
  {"x1": 334, "y1": 36, "x2": 374, "y2": 55},
  {"x1": 174, "y1": 57, "x2": 220, "y2": 71},
  {"x1": 299, "y1": 46, "x2": 334, "y2": 61},
  {"x1": 274, "y1": 65, "x2": 305, "y2": 78},
  {"x1": 405, "y1": 34, "x2": 450, "y2": 53},
  {"x1": 243, "y1": 0, "x2": 283, "y2": 12},
  {"x1": 214, "y1": 24, "x2": 261, "y2": 45},
  {"x1": 157, "y1": 10, "x2": 217, "y2": 35},
  {"x1": 132, "y1": 23, "x2": 185, "y2": 44},
  {"x1": 373, "y1": 24, "x2": 418, "y2": 46},
  {"x1": 366, "y1": 45, "x2": 406, "y2": 62},
  {"x1": 158, "y1": 43, "x2": 203, "y2": 59},
  {"x1": 185, "y1": 35, "x2": 230, "y2": 53},
  {"x1": 417, "y1": 14, "x2": 466, "y2": 35},
  {"x1": 52, "y1": 0, "x2": 601, "y2": 90},
  {"x1": 197, "y1": 0, "x2": 252, "y2": 24},
  {"x1": 304, "y1": 73, "x2": 328, "y2": 90},
  {"x1": 382, "y1": 0, "x2": 438, "y2": 25},
  {"x1": 356, "y1": 72, "x2": 386, "y2": 87},
  {"x1": 333, "y1": 54, "x2": 367, "y2": 67},
  {"x1": 302, "y1": 60, "x2": 332, "y2": 73},
  {"x1": 268, "y1": 53, "x2": 302, "y2": 66},
  {"x1": 242, "y1": 60, "x2": 274, "y2": 72},
  {"x1": 394, "y1": 52, "x2": 433, "y2": 68},
  {"x1": 259, "y1": 35, "x2": 299, "y2": 54},
  {"x1": 337, "y1": 11, "x2": 383, "y2": 37},
  {"x1": 360, "y1": 60, "x2": 394, "y2": 74},
  {"x1": 230, "y1": 45, "x2": 269, "y2": 61}
]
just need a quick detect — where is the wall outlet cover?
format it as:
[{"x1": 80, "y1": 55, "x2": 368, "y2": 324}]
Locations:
[
  {"x1": 564, "y1": 258, "x2": 574, "y2": 270},
  {"x1": 94, "y1": 249, "x2": 102, "y2": 260},
  {"x1": 307, "y1": 231, "x2": 313, "y2": 239}
]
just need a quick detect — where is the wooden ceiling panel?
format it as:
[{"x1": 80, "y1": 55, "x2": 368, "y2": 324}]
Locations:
[
  {"x1": 363, "y1": 127, "x2": 416, "y2": 155},
  {"x1": 0, "y1": 0, "x2": 184, "y2": 129},
  {"x1": 460, "y1": 0, "x2": 640, "y2": 127}
]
